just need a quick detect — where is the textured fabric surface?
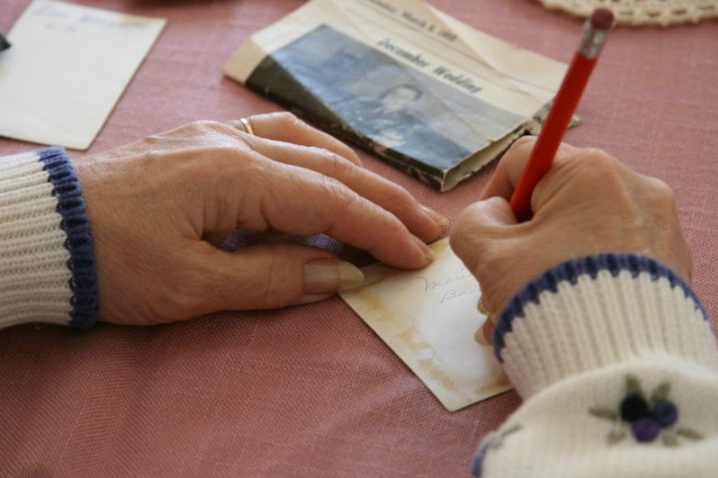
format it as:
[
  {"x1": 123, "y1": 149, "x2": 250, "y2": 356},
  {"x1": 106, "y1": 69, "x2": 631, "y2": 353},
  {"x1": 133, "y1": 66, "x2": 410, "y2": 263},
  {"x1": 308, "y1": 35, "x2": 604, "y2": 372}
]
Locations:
[
  {"x1": 0, "y1": 0, "x2": 716, "y2": 476},
  {"x1": 538, "y1": 0, "x2": 718, "y2": 26}
]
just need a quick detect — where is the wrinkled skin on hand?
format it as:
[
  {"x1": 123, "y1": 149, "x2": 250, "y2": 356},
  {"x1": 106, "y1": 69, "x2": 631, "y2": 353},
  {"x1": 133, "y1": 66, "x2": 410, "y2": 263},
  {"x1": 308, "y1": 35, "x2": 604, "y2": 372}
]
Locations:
[{"x1": 73, "y1": 113, "x2": 447, "y2": 325}]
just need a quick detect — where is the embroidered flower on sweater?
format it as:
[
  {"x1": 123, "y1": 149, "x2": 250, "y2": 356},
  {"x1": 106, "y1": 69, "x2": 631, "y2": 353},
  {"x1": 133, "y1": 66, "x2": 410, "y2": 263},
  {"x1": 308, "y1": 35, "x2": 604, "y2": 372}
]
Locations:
[{"x1": 589, "y1": 375, "x2": 703, "y2": 446}]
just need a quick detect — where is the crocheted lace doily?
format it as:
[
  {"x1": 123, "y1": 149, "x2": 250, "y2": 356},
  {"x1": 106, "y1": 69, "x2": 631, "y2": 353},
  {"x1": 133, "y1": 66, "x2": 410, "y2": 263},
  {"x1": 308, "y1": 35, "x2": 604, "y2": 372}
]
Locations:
[{"x1": 538, "y1": 0, "x2": 718, "y2": 26}]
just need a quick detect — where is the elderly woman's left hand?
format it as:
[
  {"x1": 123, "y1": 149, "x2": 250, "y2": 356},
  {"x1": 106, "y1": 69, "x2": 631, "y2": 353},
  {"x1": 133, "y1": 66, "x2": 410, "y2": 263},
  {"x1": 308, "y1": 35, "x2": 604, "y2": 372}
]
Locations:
[{"x1": 72, "y1": 113, "x2": 447, "y2": 325}]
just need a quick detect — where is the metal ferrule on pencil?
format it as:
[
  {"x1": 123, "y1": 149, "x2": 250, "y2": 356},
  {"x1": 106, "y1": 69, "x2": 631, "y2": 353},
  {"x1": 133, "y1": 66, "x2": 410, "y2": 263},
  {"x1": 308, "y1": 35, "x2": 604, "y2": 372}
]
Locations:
[{"x1": 578, "y1": 22, "x2": 609, "y2": 59}]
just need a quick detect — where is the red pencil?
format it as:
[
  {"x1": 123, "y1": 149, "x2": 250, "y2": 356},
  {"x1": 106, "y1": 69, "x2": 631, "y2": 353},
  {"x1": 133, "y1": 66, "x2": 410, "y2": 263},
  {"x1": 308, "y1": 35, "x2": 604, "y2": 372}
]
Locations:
[{"x1": 509, "y1": 8, "x2": 614, "y2": 221}]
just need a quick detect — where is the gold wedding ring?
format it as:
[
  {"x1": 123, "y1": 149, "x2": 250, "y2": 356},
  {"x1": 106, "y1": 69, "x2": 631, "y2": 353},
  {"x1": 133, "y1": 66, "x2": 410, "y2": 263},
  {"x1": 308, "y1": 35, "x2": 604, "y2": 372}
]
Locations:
[{"x1": 238, "y1": 117, "x2": 255, "y2": 136}]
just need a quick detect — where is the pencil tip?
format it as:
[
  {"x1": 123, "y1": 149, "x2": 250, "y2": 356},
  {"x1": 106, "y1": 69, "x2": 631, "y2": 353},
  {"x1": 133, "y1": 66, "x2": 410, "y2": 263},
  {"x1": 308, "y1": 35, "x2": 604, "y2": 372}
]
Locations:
[{"x1": 590, "y1": 8, "x2": 614, "y2": 30}]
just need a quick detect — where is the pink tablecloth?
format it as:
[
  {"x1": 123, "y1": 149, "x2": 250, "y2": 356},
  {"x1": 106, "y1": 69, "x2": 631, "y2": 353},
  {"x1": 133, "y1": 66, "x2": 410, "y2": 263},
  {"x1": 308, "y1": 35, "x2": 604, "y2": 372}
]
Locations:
[{"x1": 0, "y1": 1, "x2": 716, "y2": 476}]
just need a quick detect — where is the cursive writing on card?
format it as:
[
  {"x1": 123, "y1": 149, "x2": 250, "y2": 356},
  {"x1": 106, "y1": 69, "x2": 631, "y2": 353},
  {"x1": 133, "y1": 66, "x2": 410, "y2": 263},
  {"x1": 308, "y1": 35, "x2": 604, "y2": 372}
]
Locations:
[
  {"x1": 340, "y1": 238, "x2": 512, "y2": 411},
  {"x1": 32, "y1": 3, "x2": 152, "y2": 31},
  {"x1": 0, "y1": 0, "x2": 165, "y2": 149}
]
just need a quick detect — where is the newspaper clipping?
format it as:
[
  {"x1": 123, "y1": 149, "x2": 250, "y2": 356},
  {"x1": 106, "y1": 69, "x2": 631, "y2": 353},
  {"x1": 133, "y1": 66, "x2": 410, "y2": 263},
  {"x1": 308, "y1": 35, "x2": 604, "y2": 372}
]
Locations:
[{"x1": 224, "y1": 0, "x2": 569, "y2": 191}]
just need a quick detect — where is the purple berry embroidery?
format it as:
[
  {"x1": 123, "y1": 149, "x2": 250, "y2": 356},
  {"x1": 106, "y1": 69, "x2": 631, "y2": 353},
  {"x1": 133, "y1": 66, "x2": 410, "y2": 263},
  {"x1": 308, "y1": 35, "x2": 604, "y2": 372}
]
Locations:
[
  {"x1": 589, "y1": 375, "x2": 703, "y2": 446},
  {"x1": 653, "y1": 399, "x2": 679, "y2": 428},
  {"x1": 631, "y1": 417, "x2": 661, "y2": 443}
]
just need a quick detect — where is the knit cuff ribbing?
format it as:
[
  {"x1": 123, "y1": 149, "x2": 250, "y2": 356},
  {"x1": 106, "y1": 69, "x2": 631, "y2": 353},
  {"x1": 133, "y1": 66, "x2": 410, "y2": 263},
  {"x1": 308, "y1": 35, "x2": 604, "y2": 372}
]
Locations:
[
  {"x1": 0, "y1": 148, "x2": 97, "y2": 329},
  {"x1": 38, "y1": 148, "x2": 97, "y2": 328},
  {"x1": 494, "y1": 254, "x2": 718, "y2": 398}
]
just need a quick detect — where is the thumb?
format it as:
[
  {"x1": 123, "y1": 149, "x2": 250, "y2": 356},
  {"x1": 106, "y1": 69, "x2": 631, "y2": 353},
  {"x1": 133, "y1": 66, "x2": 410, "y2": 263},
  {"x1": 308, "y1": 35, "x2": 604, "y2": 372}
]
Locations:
[{"x1": 192, "y1": 243, "x2": 365, "y2": 312}]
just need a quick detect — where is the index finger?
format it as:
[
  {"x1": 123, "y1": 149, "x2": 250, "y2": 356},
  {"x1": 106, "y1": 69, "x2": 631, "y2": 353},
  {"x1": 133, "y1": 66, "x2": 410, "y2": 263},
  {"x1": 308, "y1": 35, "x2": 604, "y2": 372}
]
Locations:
[
  {"x1": 231, "y1": 157, "x2": 434, "y2": 270},
  {"x1": 480, "y1": 136, "x2": 538, "y2": 201},
  {"x1": 235, "y1": 134, "x2": 447, "y2": 244},
  {"x1": 480, "y1": 137, "x2": 585, "y2": 207}
]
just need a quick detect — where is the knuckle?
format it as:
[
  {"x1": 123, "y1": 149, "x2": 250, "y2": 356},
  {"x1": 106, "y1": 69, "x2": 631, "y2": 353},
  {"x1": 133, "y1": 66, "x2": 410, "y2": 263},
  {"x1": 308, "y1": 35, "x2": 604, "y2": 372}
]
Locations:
[
  {"x1": 269, "y1": 111, "x2": 302, "y2": 128},
  {"x1": 582, "y1": 146, "x2": 611, "y2": 159},
  {"x1": 643, "y1": 177, "x2": 680, "y2": 225},
  {"x1": 646, "y1": 176, "x2": 675, "y2": 201},
  {"x1": 504, "y1": 136, "x2": 536, "y2": 159},
  {"x1": 380, "y1": 181, "x2": 415, "y2": 209},
  {"x1": 513, "y1": 136, "x2": 536, "y2": 149},
  {"x1": 321, "y1": 148, "x2": 371, "y2": 186},
  {"x1": 313, "y1": 146, "x2": 349, "y2": 167},
  {"x1": 190, "y1": 119, "x2": 224, "y2": 133},
  {"x1": 319, "y1": 175, "x2": 375, "y2": 238},
  {"x1": 576, "y1": 147, "x2": 616, "y2": 171},
  {"x1": 321, "y1": 174, "x2": 355, "y2": 213},
  {"x1": 318, "y1": 149, "x2": 413, "y2": 211},
  {"x1": 570, "y1": 147, "x2": 622, "y2": 183}
]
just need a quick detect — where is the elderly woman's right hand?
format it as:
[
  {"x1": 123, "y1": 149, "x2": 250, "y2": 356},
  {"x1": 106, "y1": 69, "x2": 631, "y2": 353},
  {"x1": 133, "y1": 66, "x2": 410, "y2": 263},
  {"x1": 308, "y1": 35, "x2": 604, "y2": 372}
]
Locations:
[
  {"x1": 72, "y1": 113, "x2": 447, "y2": 326},
  {"x1": 450, "y1": 137, "x2": 693, "y2": 343}
]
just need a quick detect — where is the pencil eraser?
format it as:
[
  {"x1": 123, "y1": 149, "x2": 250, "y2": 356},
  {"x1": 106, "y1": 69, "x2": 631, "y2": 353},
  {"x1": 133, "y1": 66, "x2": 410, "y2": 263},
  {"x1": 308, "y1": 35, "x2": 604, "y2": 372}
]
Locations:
[{"x1": 590, "y1": 8, "x2": 614, "y2": 30}]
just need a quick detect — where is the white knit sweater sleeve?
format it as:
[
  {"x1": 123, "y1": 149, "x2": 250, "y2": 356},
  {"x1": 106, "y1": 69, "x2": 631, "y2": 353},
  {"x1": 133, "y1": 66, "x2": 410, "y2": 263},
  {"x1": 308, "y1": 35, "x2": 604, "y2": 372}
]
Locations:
[
  {"x1": 0, "y1": 148, "x2": 97, "y2": 329},
  {"x1": 473, "y1": 254, "x2": 718, "y2": 478}
]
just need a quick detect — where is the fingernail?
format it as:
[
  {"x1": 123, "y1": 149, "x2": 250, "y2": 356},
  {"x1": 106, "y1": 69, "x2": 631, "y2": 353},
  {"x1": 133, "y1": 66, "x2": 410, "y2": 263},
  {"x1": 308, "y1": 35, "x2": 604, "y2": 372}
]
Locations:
[
  {"x1": 478, "y1": 297, "x2": 491, "y2": 316},
  {"x1": 422, "y1": 205, "x2": 449, "y2": 231},
  {"x1": 304, "y1": 259, "x2": 364, "y2": 294},
  {"x1": 413, "y1": 236, "x2": 435, "y2": 264},
  {"x1": 474, "y1": 326, "x2": 490, "y2": 346}
]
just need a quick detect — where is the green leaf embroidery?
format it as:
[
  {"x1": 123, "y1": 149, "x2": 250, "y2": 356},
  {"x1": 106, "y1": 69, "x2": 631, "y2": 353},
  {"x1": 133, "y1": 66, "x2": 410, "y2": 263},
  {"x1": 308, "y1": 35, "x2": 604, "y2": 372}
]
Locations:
[
  {"x1": 490, "y1": 424, "x2": 522, "y2": 449},
  {"x1": 591, "y1": 376, "x2": 703, "y2": 447},
  {"x1": 625, "y1": 375, "x2": 644, "y2": 398},
  {"x1": 676, "y1": 428, "x2": 704, "y2": 441},
  {"x1": 663, "y1": 433, "x2": 679, "y2": 447},
  {"x1": 651, "y1": 382, "x2": 671, "y2": 402},
  {"x1": 607, "y1": 430, "x2": 626, "y2": 444},
  {"x1": 589, "y1": 407, "x2": 618, "y2": 421}
]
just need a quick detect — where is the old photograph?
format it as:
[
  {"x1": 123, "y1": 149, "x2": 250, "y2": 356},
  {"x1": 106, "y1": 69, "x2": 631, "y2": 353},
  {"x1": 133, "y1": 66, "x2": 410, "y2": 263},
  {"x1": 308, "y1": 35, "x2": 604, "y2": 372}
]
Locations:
[{"x1": 246, "y1": 25, "x2": 523, "y2": 184}]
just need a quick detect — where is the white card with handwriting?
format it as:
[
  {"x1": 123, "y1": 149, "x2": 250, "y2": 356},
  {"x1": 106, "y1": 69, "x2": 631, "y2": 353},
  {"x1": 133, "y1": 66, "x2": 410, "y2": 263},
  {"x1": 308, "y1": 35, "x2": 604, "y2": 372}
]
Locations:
[
  {"x1": 0, "y1": 0, "x2": 165, "y2": 150},
  {"x1": 339, "y1": 238, "x2": 512, "y2": 411}
]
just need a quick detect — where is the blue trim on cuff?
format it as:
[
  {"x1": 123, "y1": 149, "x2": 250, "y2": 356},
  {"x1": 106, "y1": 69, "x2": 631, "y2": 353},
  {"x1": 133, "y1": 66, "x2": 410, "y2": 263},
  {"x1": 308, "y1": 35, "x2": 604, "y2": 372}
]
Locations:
[
  {"x1": 38, "y1": 147, "x2": 98, "y2": 329},
  {"x1": 470, "y1": 434, "x2": 493, "y2": 477},
  {"x1": 493, "y1": 254, "x2": 705, "y2": 363}
]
